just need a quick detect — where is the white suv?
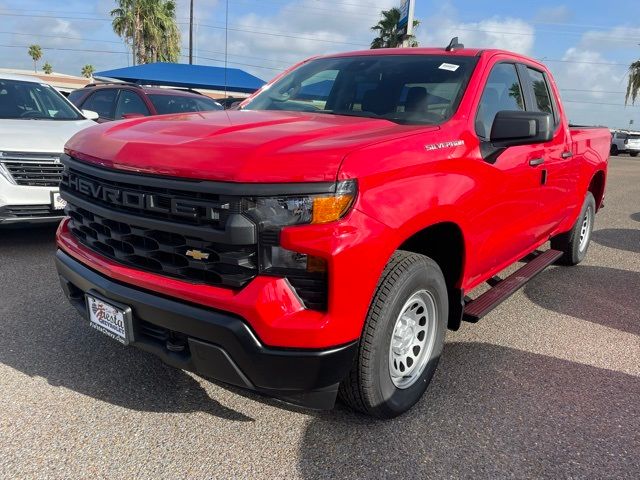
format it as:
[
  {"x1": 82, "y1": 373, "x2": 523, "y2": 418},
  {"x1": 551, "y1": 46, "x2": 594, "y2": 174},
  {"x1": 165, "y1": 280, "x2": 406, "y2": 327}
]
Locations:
[
  {"x1": 611, "y1": 130, "x2": 640, "y2": 157},
  {"x1": 0, "y1": 73, "x2": 98, "y2": 225}
]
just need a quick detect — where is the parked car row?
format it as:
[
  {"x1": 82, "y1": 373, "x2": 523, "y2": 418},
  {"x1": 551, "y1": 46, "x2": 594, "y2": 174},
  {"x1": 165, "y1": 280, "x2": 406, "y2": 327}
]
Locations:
[
  {"x1": 610, "y1": 130, "x2": 640, "y2": 156},
  {"x1": 1, "y1": 73, "x2": 224, "y2": 226},
  {"x1": 67, "y1": 82, "x2": 223, "y2": 123}
]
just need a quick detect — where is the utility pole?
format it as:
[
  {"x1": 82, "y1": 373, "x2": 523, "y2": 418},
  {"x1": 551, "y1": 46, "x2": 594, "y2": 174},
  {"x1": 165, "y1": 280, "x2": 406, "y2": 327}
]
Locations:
[{"x1": 189, "y1": 0, "x2": 194, "y2": 64}]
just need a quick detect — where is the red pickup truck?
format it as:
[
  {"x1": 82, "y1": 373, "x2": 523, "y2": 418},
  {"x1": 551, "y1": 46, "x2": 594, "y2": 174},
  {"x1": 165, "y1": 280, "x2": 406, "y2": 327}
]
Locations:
[{"x1": 56, "y1": 43, "x2": 609, "y2": 418}]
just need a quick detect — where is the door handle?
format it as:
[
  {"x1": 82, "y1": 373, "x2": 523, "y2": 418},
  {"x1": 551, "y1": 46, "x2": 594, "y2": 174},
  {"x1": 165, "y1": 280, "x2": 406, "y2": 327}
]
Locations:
[
  {"x1": 529, "y1": 157, "x2": 544, "y2": 167},
  {"x1": 561, "y1": 151, "x2": 573, "y2": 159}
]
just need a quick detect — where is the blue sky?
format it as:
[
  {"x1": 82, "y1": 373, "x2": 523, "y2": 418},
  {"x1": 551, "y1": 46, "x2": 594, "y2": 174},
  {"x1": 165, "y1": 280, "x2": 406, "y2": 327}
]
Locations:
[{"x1": 1, "y1": 0, "x2": 640, "y2": 127}]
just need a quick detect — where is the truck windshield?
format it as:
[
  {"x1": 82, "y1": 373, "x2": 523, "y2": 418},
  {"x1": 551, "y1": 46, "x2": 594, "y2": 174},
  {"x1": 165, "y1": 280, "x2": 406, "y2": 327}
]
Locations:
[
  {"x1": 244, "y1": 55, "x2": 478, "y2": 125},
  {"x1": 0, "y1": 79, "x2": 82, "y2": 120}
]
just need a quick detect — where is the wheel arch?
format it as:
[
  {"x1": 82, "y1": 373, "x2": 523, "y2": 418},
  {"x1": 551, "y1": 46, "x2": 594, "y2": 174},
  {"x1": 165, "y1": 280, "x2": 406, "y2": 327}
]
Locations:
[
  {"x1": 397, "y1": 221, "x2": 466, "y2": 331},
  {"x1": 588, "y1": 169, "x2": 606, "y2": 211}
]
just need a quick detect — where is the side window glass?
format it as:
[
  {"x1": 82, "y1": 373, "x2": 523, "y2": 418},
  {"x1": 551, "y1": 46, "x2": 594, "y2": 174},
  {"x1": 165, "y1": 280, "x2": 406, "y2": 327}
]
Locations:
[
  {"x1": 476, "y1": 63, "x2": 524, "y2": 140},
  {"x1": 83, "y1": 89, "x2": 117, "y2": 119},
  {"x1": 527, "y1": 67, "x2": 555, "y2": 120},
  {"x1": 115, "y1": 90, "x2": 150, "y2": 118},
  {"x1": 67, "y1": 90, "x2": 85, "y2": 106}
]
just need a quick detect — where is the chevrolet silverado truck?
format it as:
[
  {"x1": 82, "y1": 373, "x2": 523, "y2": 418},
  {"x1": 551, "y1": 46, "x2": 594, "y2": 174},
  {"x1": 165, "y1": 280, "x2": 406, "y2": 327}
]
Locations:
[{"x1": 55, "y1": 42, "x2": 609, "y2": 418}]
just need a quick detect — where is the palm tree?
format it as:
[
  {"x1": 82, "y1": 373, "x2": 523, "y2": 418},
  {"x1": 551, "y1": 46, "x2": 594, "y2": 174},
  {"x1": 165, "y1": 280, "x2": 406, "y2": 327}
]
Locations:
[
  {"x1": 370, "y1": 8, "x2": 419, "y2": 49},
  {"x1": 625, "y1": 60, "x2": 640, "y2": 105},
  {"x1": 42, "y1": 62, "x2": 53, "y2": 74},
  {"x1": 81, "y1": 64, "x2": 95, "y2": 79},
  {"x1": 111, "y1": 0, "x2": 138, "y2": 65},
  {"x1": 144, "y1": 0, "x2": 180, "y2": 62},
  {"x1": 28, "y1": 45, "x2": 43, "y2": 72},
  {"x1": 111, "y1": 0, "x2": 181, "y2": 65}
]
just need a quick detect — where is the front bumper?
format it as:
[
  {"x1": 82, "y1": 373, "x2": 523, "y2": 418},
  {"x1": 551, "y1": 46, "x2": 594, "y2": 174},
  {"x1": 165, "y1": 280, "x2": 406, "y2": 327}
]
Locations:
[
  {"x1": 0, "y1": 205, "x2": 64, "y2": 224},
  {"x1": 56, "y1": 249, "x2": 357, "y2": 409},
  {"x1": 0, "y1": 178, "x2": 63, "y2": 224}
]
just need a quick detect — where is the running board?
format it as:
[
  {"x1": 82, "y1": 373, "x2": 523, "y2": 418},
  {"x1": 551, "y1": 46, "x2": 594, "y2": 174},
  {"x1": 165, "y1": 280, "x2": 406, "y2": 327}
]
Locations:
[{"x1": 462, "y1": 249, "x2": 563, "y2": 323}]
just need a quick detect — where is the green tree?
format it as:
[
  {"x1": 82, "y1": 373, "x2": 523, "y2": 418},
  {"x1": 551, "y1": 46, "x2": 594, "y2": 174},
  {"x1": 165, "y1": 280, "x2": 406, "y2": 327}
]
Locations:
[
  {"x1": 81, "y1": 64, "x2": 95, "y2": 78},
  {"x1": 625, "y1": 60, "x2": 640, "y2": 105},
  {"x1": 508, "y1": 82, "x2": 524, "y2": 109},
  {"x1": 28, "y1": 45, "x2": 43, "y2": 72},
  {"x1": 42, "y1": 62, "x2": 53, "y2": 74},
  {"x1": 111, "y1": 0, "x2": 181, "y2": 65},
  {"x1": 370, "y1": 8, "x2": 419, "y2": 49}
]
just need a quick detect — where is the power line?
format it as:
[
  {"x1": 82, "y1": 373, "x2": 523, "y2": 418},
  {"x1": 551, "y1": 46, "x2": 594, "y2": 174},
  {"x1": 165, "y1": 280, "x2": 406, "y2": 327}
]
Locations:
[
  {"x1": 563, "y1": 99, "x2": 640, "y2": 107},
  {"x1": 561, "y1": 88, "x2": 626, "y2": 94},
  {"x1": 189, "y1": 21, "x2": 369, "y2": 47},
  {"x1": 0, "y1": 44, "x2": 127, "y2": 55},
  {"x1": 544, "y1": 59, "x2": 630, "y2": 68},
  {"x1": 0, "y1": 30, "x2": 122, "y2": 45}
]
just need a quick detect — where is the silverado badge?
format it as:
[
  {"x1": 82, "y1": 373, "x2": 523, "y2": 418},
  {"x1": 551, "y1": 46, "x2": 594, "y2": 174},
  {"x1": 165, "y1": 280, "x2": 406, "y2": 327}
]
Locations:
[{"x1": 186, "y1": 249, "x2": 210, "y2": 261}]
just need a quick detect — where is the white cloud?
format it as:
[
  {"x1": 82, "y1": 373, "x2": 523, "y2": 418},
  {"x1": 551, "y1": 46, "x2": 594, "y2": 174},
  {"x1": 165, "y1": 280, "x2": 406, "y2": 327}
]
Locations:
[
  {"x1": 193, "y1": 0, "x2": 396, "y2": 80},
  {"x1": 578, "y1": 26, "x2": 640, "y2": 53},
  {"x1": 420, "y1": 16, "x2": 535, "y2": 55}
]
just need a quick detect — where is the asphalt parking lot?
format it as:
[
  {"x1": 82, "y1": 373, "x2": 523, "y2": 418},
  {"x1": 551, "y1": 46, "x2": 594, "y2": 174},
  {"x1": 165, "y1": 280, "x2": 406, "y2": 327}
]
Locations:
[{"x1": 1, "y1": 157, "x2": 638, "y2": 479}]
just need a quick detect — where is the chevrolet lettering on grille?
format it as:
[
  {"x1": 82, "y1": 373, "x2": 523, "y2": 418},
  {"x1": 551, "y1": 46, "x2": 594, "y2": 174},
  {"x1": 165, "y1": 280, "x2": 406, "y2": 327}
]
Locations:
[{"x1": 65, "y1": 172, "x2": 228, "y2": 221}]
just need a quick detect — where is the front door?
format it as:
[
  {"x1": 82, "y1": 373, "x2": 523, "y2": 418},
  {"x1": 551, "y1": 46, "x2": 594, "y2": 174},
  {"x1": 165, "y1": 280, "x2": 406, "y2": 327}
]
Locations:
[{"x1": 468, "y1": 61, "x2": 546, "y2": 284}]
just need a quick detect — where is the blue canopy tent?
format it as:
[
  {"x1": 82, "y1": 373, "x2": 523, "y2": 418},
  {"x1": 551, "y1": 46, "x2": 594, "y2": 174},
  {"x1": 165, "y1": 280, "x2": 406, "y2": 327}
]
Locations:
[{"x1": 94, "y1": 62, "x2": 266, "y2": 94}]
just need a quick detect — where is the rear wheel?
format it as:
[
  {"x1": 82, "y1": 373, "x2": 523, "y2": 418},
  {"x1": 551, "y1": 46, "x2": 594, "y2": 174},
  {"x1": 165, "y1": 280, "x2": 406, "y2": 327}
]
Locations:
[
  {"x1": 630, "y1": 152, "x2": 639, "y2": 157},
  {"x1": 551, "y1": 192, "x2": 596, "y2": 265},
  {"x1": 610, "y1": 145, "x2": 619, "y2": 156},
  {"x1": 338, "y1": 251, "x2": 447, "y2": 418}
]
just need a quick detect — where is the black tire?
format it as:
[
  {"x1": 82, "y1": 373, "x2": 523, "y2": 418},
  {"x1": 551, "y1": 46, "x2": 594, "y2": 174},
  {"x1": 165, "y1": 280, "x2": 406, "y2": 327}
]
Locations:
[
  {"x1": 551, "y1": 192, "x2": 596, "y2": 265},
  {"x1": 338, "y1": 251, "x2": 448, "y2": 419},
  {"x1": 610, "y1": 145, "x2": 619, "y2": 156},
  {"x1": 630, "y1": 152, "x2": 639, "y2": 158}
]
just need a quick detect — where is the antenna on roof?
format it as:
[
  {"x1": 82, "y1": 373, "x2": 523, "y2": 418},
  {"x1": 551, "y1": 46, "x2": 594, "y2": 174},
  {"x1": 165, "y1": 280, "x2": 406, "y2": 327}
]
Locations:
[{"x1": 445, "y1": 37, "x2": 464, "y2": 51}]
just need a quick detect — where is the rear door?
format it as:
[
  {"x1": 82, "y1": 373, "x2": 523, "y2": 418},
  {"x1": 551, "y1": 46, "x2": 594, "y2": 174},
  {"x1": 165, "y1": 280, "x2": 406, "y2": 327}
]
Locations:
[{"x1": 521, "y1": 66, "x2": 578, "y2": 234}]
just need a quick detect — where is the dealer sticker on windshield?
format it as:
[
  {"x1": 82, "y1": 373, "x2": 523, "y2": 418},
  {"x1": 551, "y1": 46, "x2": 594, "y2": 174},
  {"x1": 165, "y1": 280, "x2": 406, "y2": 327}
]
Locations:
[{"x1": 439, "y1": 63, "x2": 460, "y2": 72}]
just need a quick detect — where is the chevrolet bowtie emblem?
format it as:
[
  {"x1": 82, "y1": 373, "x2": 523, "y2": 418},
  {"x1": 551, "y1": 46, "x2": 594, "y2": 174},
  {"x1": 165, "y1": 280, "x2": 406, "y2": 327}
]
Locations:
[{"x1": 186, "y1": 249, "x2": 210, "y2": 260}]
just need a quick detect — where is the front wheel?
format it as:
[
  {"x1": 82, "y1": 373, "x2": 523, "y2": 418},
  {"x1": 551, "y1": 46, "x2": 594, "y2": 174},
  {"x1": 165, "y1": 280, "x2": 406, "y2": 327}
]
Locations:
[
  {"x1": 338, "y1": 251, "x2": 448, "y2": 418},
  {"x1": 551, "y1": 192, "x2": 596, "y2": 265},
  {"x1": 610, "y1": 145, "x2": 619, "y2": 156},
  {"x1": 630, "y1": 152, "x2": 639, "y2": 158}
]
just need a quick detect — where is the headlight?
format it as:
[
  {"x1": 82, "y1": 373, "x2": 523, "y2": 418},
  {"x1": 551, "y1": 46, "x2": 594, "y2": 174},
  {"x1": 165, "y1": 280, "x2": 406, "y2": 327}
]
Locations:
[
  {"x1": 245, "y1": 180, "x2": 357, "y2": 227},
  {"x1": 0, "y1": 157, "x2": 16, "y2": 185},
  {"x1": 245, "y1": 180, "x2": 357, "y2": 276}
]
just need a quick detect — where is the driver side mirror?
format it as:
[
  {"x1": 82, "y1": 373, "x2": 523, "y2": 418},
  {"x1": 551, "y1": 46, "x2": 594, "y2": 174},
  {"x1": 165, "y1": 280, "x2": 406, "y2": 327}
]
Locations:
[{"x1": 490, "y1": 110, "x2": 553, "y2": 147}]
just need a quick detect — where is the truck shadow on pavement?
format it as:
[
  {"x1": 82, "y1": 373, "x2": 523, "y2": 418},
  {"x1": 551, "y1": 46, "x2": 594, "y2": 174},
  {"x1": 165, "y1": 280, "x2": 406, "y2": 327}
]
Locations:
[
  {"x1": 299, "y1": 342, "x2": 640, "y2": 478},
  {"x1": 591, "y1": 228, "x2": 640, "y2": 254},
  {"x1": 0, "y1": 227, "x2": 253, "y2": 422},
  {"x1": 523, "y1": 265, "x2": 639, "y2": 335}
]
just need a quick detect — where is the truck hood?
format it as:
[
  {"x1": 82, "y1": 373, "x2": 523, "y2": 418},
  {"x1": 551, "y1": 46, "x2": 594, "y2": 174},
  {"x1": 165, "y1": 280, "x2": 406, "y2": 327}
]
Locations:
[
  {"x1": 0, "y1": 119, "x2": 95, "y2": 153},
  {"x1": 65, "y1": 110, "x2": 436, "y2": 182}
]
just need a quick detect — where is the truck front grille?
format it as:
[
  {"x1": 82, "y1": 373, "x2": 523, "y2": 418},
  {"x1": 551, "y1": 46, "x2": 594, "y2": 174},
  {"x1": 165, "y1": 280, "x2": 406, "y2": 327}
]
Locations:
[
  {"x1": 66, "y1": 203, "x2": 257, "y2": 288},
  {"x1": 0, "y1": 152, "x2": 63, "y2": 187},
  {"x1": 61, "y1": 156, "x2": 258, "y2": 289}
]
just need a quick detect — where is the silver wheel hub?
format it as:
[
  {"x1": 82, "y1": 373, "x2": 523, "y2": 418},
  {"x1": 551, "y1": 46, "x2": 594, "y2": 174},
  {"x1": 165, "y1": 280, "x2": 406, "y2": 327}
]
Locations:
[
  {"x1": 578, "y1": 206, "x2": 593, "y2": 252},
  {"x1": 389, "y1": 290, "x2": 437, "y2": 389}
]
